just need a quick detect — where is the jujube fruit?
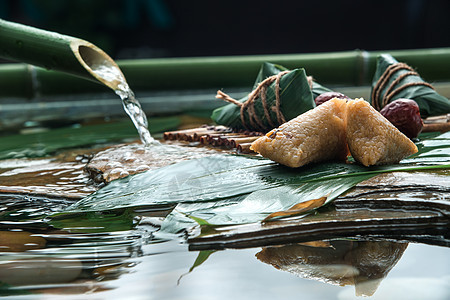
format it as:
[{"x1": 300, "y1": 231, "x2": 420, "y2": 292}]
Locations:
[
  {"x1": 315, "y1": 92, "x2": 351, "y2": 106},
  {"x1": 380, "y1": 99, "x2": 423, "y2": 139}
]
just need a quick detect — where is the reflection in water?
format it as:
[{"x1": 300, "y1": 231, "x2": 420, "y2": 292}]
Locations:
[
  {"x1": 256, "y1": 240, "x2": 408, "y2": 297},
  {"x1": 0, "y1": 193, "x2": 160, "y2": 296}
]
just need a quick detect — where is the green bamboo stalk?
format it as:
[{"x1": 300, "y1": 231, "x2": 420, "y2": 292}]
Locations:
[
  {"x1": 99, "y1": 48, "x2": 450, "y2": 90},
  {"x1": 1, "y1": 36, "x2": 450, "y2": 98},
  {"x1": 0, "y1": 19, "x2": 85, "y2": 76},
  {"x1": 118, "y1": 51, "x2": 360, "y2": 90},
  {"x1": 0, "y1": 19, "x2": 126, "y2": 91},
  {"x1": 0, "y1": 64, "x2": 34, "y2": 98}
]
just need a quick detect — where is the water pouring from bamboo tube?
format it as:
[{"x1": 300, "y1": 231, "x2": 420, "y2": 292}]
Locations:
[{"x1": 0, "y1": 19, "x2": 155, "y2": 146}]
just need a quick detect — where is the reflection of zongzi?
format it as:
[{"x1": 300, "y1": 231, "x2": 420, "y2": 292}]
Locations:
[
  {"x1": 371, "y1": 54, "x2": 450, "y2": 117},
  {"x1": 250, "y1": 98, "x2": 348, "y2": 168},
  {"x1": 211, "y1": 63, "x2": 331, "y2": 132},
  {"x1": 256, "y1": 240, "x2": 408, "y2": 297}
]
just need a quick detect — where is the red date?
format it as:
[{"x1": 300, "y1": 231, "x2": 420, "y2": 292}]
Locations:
[
  {"x1": 315, "y1": 92, "x2": 351, "y2": 106},
  {"x1": 380, "y1": 99, "x2": 423, "y2": 139}
]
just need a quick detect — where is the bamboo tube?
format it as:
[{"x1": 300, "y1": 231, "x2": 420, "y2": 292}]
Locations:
[
  {"x1": 422, "y1": 114, "x2": 450, "y2": 132},
  {"x1": 200, "y1": 136, "x2": 211, "y2": 145},
  {"x1": 189, "y1": 129, "x2": 221, "y2": 140},
  {"x1": 423, "y1": 114, "x2": 450, "y2": 124},
  {"x1": 163, "y1": 125, "x2": 211, "y2": 139},
  {"x1": 219, "y1": 135, "x2": 248, "y2": 147},
  {"x1": 198, "y1": 133, "x2": 236, "y2": 145},
  {"x1": 422, "y1": 123, "x2": 450, "y2": 133},
  {"x1": 0, "y1": 19, "x2": 126, "y2": 91},
  {"x1": 236, "y1": 143, "x2": 254, "y2": 154},
  {"x1": 2, "y1": 47, "x2": 450, "y2": 98},
  {"x1": 228, "y1": 136, "x2": 260, "y2": 148},
  {"x1": 210, "y1": 137, "x2": 222, "y2": 146},
  {"x1": 175, "y1": 127, "x2": 213, "y2": 139}
]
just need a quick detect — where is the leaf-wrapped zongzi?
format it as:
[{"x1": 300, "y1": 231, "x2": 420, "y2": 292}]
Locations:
[
  {"x1": 370, "y1": 54, "x2": 450, "y2": 117},
  {"x1": 211, "y1": 62, "x2": 332, "y2": 132}
]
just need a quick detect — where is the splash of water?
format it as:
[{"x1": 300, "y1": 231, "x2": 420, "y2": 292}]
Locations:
[{"x1": 90, "y1": 64, "x2": 157, "y2": 147}]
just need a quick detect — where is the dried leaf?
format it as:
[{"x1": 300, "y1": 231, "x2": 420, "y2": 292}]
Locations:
[
  {"x1": 297, "y1": 240, "x2": 333, "y2": 248},
  {"x1": 262, "y1": 196, "x2": 327, "y2": 223}
]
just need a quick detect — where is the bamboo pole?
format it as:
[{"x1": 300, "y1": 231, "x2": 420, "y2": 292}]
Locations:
[{"x1": 0, "y1": 19, "x2": 126, "y2": 91}]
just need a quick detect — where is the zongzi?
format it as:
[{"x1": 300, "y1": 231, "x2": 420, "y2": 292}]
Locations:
[
  {"x1": 346, "y1": 99, "x2": 418, "y2": 166},
  {"x1": 251, "y1": 98, "x2": 418, "y2": 168},
  {"x1": 250, "y1": 98, "x2": 348, "y2": 168},
  {"x1": 211, "y1": 63, "x2": 332, "y2": 132},
  {"x1": 371, "y1": 54, "x2": 450, "y2": 117}
]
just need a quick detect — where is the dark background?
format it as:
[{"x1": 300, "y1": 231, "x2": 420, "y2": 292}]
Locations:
[{"x1": 1, "y1": 0, "x2": 449, "y2": 60}]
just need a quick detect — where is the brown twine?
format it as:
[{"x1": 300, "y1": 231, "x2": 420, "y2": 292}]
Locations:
[
  {"x1": 382, "y1": 71, "x2": 417, "y2": 106},
  {"x1": 215, "y1": 70, "x2": 296, "y2": 130},
  {"x1": 372, "y1": 62, "x2": 435, "y2": 110},
  {"x1": 372, "y1": 63, "x2": 413, "y2": 110},
  {"x1": 385, "y1": 81, "x2": 434, "y2": 104}
]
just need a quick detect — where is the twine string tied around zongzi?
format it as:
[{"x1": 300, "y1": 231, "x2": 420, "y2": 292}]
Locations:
[
  {"x1": 216, "y1": 71, "x2": 298, "y2": 130},
  {"x1": 372, "y1": 62, "x2": 435, "y2": 111}
]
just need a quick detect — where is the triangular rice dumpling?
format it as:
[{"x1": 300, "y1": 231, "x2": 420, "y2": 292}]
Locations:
[
  {"x1": 346, "y1": 99, "x2": 418, "y2": 166},
  {"x1": 251, "y1": 98, "x2": 348, "y2": 168},
  {"x1": 370, "y1": 54, "x2": 450, "y2": 117},
  {"x1": 211, "y1": 63, "x2": 332, "y2": 132}
]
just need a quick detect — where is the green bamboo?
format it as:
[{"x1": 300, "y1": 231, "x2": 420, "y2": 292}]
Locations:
[
  {"x1": 0, "y1": 19, "x2": 89, "y2": 79},
  {"x1": 95, "y1": 48, "x2": 450, "y2": 90},
  {"x1": 0, "y1": 19, "x2": 126, "y2": 91},
  {"x1": 1, "y1": 38, "x2": 450, "y2": 98},
  {"x1": 118, "y1": 51, "x2": 360, "y2": 90},
  {"x1": 0, "y1": 64, "x2": 34, "y2": 98}
]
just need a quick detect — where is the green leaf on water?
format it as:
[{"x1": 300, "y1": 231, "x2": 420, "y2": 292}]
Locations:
[
  {"x1": 187, "y1": 214, "x2": 212, "y2": 226},
  {"x1": 177, "y1": 250, "x2": 216, "y2": 284},
  {"x1": 49, "y1": 209, "x2": 137, "y2": 233}
]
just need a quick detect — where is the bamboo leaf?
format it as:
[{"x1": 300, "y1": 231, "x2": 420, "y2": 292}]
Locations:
[
  {"x1": 188, "y1": 215, "x2": 212, "y2": 226},
  {"x1": 188, "y1": 250, "x2": 215, "y2": 273},
  {"x1": 49, "y1": 209, "x2": 137, "y2": 233},
  {"x1": 53, "y1": 132, "x2": 450, "y2": 232},
  {"x1": 177, "y1": 250, "x2": 216, "y2": 285},
  {"x1": 171, "y1": 173, "x2": 375, "y2": 227}
]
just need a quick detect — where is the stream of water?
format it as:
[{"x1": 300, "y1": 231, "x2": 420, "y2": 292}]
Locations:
[{"x1": 89, "y1": 64, "x2": 156, "y2": 147}]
